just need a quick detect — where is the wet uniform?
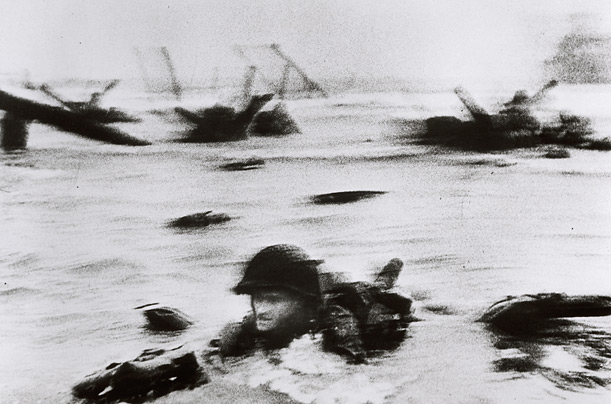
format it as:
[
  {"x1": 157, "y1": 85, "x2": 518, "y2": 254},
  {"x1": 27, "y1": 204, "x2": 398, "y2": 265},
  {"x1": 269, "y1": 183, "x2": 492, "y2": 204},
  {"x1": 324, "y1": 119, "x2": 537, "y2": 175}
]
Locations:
[{"x1": 211, "y1": 282, "x2": 413, "y2": 364}]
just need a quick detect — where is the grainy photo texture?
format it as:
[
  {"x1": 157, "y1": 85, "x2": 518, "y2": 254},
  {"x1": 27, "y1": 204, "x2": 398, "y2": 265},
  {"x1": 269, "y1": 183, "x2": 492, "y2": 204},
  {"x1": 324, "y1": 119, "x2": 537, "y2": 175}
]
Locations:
[{"x1": 1, "y1": 1, "x2": 610, "y2": 403}]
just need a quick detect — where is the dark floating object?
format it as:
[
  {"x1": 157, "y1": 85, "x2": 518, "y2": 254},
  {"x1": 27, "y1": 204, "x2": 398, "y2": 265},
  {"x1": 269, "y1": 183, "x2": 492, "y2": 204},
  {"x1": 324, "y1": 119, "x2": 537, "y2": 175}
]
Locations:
[
  {"x1": 410, "y1": 82, "x2": 611, "y2": 152},
  {"x1": 422, "y1": 304, "x2": 456, "y2": 315},
  {"x1": 251, "y1": 103, "x2": 300, "y2": 136},
  {"x1": 220, "y1": 158, "x2": 265, "y2": 171},
  {"x1": 374, "y1": 258, "x2": 404, "y2": 290},
  {"x1": 1, "y1": 111, "x2": 29, "y2": 150},
  {"x1": 0, "y1": 88, "x2": 150, "y2": 150},
  {"x1": 478, "y1": 293, "x2": 611, "y2": 334},
  {"x1": 483, "y1": 293, "x2": 611, "y2": 390},
  {"x1": 169, "y1": 211, "x2": 231, "y2": 228},
  {"x1": 540, "y1": 113, "x2": 611, "y2": 150},
  {"x1": 544, "y1": 147, "x2": 571, "y2": 159},
  {"x1": 142, "y1": 306, "x2": 193, "y2": 331},
  {"x1": 72, "y1": 107, "x2": 140, "y2": 124},
  {"x1": 175, "y1": 93, "x2": 273, "y2": 143},
  {"x1": 134, "y1": 302, "x2": 159, "y2": 310},
  {"x1": 311, "y1": 191, "x2": 387, "y2": 205},
  {"x1": 72, "y1": 347, "x2": 208, "y2": 403}
]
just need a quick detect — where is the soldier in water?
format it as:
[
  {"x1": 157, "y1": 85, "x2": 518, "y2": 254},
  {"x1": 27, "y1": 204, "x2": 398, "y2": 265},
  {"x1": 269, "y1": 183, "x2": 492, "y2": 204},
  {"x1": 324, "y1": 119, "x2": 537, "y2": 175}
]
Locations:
[{"x1": 210, "y1": 244, "x2": 414, "y2": 364}]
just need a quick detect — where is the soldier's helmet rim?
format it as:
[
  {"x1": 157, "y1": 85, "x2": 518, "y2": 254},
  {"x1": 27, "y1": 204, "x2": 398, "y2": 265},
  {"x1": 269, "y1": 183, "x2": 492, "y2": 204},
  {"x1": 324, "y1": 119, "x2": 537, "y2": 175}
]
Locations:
[{"x1": 233, "y1": 244, "x2": 323, "y2": 297}]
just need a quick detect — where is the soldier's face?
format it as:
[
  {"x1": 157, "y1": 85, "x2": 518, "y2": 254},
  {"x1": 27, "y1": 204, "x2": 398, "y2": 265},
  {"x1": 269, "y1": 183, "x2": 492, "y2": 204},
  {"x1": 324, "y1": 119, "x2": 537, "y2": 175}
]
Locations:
[{"x1": 251, "y1": 289, "x2": 304, "y2": 333}]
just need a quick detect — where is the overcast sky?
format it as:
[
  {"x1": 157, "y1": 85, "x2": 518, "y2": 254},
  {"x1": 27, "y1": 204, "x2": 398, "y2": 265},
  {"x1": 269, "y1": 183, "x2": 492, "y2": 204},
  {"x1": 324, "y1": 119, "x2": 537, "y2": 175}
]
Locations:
[{"x1": 2, "y1": 0, "x2": 610, "y2": 89}]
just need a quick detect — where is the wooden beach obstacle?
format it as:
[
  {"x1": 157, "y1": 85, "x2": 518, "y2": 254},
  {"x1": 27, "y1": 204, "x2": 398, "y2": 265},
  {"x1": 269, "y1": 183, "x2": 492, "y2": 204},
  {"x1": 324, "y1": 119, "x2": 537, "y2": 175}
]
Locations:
[
  {"x1": 237, "y1": 63, "x2": 302, "y2": 136},
  {"x1": 235, "y1": 43, "x2": 329, "y2": 136},
  {"x1": 411, "y1": 81, "x2": 610, "y2": 152},
  {"x1": 38, "y1": 81, "x2": 141, "y2": 124},
  {"x1": 175, "y1": 93, "x2": 273, "y2": 142},
  {"x1": 234, "y1": 43, "x2": 328, "y2": 99},
  {"x1": 0, "y1": 88, "x2": 150, "y2": 150}
]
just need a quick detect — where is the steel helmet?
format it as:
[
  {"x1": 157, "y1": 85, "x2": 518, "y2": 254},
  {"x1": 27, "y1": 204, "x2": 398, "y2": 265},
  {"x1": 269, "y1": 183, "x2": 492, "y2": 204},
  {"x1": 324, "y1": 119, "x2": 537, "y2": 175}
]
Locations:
[{"x1": 233, "y1": 244, "x2": 322, "y2": 298}]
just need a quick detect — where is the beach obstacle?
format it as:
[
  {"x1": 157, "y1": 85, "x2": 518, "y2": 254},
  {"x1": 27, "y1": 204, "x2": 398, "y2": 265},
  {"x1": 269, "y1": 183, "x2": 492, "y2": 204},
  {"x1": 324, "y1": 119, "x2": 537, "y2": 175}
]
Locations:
[{"x1": 0, "y1": 88, "x2": 150, "y2": 150}]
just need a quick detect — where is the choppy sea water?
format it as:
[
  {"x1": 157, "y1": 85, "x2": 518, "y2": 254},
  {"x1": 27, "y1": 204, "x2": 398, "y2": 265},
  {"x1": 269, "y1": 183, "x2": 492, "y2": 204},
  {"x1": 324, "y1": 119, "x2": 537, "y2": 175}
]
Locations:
[{"x1": 1, "y1": 85, "x2": 610, "y2": 403}]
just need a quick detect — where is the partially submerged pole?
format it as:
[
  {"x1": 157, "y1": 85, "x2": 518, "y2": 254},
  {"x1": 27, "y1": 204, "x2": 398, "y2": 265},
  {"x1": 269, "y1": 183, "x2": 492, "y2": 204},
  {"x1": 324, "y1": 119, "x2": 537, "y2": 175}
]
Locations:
[
  {"x1": 160, "y1": 47, "x2": 183, "y2": 101},
  {"x1": 454, "y1": 87, "x2": 490, "y2": 120},
  {"x1": 234, "y1": 44, "x2": 328, "y2": 98},
  {"x1": 453, "y1": 86, "x2": 493, "y2": 129},
  {"x1": 133, "y1": 47, "x2": 155, "y2": 92},
  {"x1": 269, "y1": 43, "x2": 328, "y2": 97},
  {"x1": 278, "y1": 63, "x2": 291, "y2": 100},
  {"x1": 241, "y1": 65, "x2": 258, "y2": 107},
  {"x1": 233, "y1": 45, "x2": 278, "y2": 91},
  {"x1": 1, "y1": 112, "x2": 29, "y2": 150}
]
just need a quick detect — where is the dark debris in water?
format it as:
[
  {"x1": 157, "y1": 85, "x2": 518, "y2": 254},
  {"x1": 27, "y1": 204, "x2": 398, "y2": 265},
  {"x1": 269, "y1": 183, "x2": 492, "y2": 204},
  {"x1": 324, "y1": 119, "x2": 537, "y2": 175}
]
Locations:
[
  {"x1": 140, "y1": 305, "x2": 193, "y2": 332},
  {"x1": 486, "y1": 319, "x2": 611, "y2": 390},
  {"x1": 72, "y1": 347, "x2": 209, "y2": 403},
  {"x1": 494, "y1": 356, "x2": 539, "y2": 373},
  {"x1": 407, "y1": 105, "x2": 611, "y2": 154},
  {"x1": 481, "y1": 293, "x2": 611, "y2": 390},
  {"x1": 463, "y1": 158, "x2": 517, "y2": 167},
  {"x1": 219, "y1": 158, "x2": 265, "y2": 171},
  {"x1": 540, "y1": 369, "x2": 610, "y2": 391},
  {"x1": 311, "y1": 191, "x2": 387, "y2": 205},
  {"x1": 169, "y1": 211, "x2": 231, "y2": 229},
  {"x1": 478, "y1": 293, "x2": 611, "y2": 334},
  {"x1": 543, "y1": 147, "x2": 571, "y2": 159},
  {"x1": 421, "y1": 304, "x2": 456, "y2": 315}
]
